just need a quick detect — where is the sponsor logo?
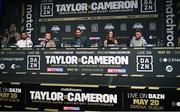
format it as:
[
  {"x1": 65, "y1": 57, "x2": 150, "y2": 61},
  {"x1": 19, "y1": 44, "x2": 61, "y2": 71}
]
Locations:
[
  {"x1": 159, "y1": 58, "x2": 168, "y2": 63},
  {"x1": 26, "y1": 5, "x2": 33, "y2": 38},
  {"x1": 166, "y1": 65, "x2": 173, "y2": 72},
  {"x1": 107, "y1": 68, "x2": 126, "y2": 73},
  {"x1": 51, "y1": 25, "x2": 60, "y2": 32},
  {"x1": 61, "y1": 88, "x2": 82, "y2": 92},
  {"x1": 163, "y1": 58, "x2": 168, "y2": 62},
  {"x1": 168, "y1": 58, "x2": 180, "y2": 62},
  {"x1": 177, "y1": 102, "x2": 180, "y2": 107},
  {"x1": 136, "y1": 55, "x2": 153, "y2": 72},
  {"x1": 120, "y1": 23, "x2": 127, "y2": 31},
  {"x1": 40, "y1": 3, "x2": 53, "y2": 17},
  {"x1": 51, "y1": 25, "x2": 60, "y2": 41},
  {"x1": 10, "y1": 64, "x2": 21, "y2": 70},
  {"x1": 159, "y1": 58, "x2": 180, "y2": 63},
  {"x1": 47, "y1": 68, "x2": 64, "y2": 72},
  {"x1": 148, "y1": 35, "x2": 156, "y2": 40},
  {"x1": 11, "y1": 64, "x2": 16, "y2": 69},
  {"x1": 65, "y1": 25, "x2": 71, "y2": 32},
  {"x1": 91, "y1": 23, "x2": 98, "y2": 32},
  {"x1": 149, "y1": 22, "x2": 156, "y2": 30},
  {"x1": 27, "y1": 55, "x2": 40, "y2": 70},
  {"x1": 63, "y1": 106, "x2": 80, "y2": 111},
  {"x1": 133, "y1": 22, "x2": 143, "y2": 29},
  {"x1": 140, "y1": 0, "x2": 156, "y2": 12},
  {"x1": 0, "y1": 63, "x2": 5, "y2": 70},
  {"x1": 40, "y1": 25, "x2": 46, "y2": 33},
  {"x1": 104, "y1": 23, "x2": 114, "y2": 30},
  {"x1": 172, "y1": 101, "x2": 180, "y2": 107},
  {"x1": 77, "y1": 24, "x2": 86, "y2": 30},
  {"x1": 165, "y1": 0, "x2": 176, "y2": 47},
  {"x1": 89, "y1": 37, "x2": 100, "y2": 40},
  {"x1": 38, "y1": 38, "x2": 44, "y2": 41}
]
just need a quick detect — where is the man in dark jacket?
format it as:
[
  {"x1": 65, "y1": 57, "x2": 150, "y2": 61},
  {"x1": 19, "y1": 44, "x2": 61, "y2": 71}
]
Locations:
[{"x1": 71, "y1": 28, "x2": 88, "y2": 47}]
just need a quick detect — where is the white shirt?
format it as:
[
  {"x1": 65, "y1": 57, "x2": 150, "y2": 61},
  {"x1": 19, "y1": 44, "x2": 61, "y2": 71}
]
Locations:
[
  {"x1": 16, "y1": 39, "x2": 33, "y2": 47},
  {"x1": 130, "y1": 36, "x2": 147, "y2": 47}
]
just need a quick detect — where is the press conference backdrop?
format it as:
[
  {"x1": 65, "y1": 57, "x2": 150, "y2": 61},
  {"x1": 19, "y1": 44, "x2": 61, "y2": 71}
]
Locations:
[
  {"x1": 0, "y1": 48, "x2": 180, "y2": 78},
  {"x1": 0, "y1": 82, "x2": 180, "y2": 111},
  {"x1": 20, "y1": 0, "x2": 177, "y2": 47}
]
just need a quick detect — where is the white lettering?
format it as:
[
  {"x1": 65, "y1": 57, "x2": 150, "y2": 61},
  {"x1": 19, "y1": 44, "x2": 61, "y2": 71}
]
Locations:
[
  {"x1": 81, "y1": 56, "x2": 129, "y2": 65},
  {"x1": 26, "y1": 5, "x2": 34, "y2": 38},
  {"x1": 165, "y1": 0, "x2": 176, "y2": 47}
]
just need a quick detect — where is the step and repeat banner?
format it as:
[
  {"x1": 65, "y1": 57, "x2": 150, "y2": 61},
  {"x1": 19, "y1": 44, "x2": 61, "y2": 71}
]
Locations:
[
  {"x1": 23, "y1": 0, "x2": 177, "y2": 47},
  {"x1": 0, "y1": 82, "x2": 180, "y2": 111},
  {"x1": 0, "y1": 48, "x2": 180, "y2": 77}
]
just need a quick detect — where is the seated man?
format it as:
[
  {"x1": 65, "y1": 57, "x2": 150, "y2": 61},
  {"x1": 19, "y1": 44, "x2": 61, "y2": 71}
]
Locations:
[
  {"x1": 130, "y1": 30, "x2": 147, "y2": 47},
  {"x1": 40, "y1": 32, "x2": 56, "y2": 47},
  {"x1": 16, "y1": 32, "x2": 33, "y2": 47},
  {"x1": 71, "y1": 28, "x2": 88, "y2": 47}
]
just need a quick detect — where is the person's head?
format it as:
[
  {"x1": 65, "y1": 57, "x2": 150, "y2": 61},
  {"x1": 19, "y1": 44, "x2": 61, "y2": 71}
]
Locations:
[
  {"x1": 4, "y1": 29, "x2": 9, "y2": 37},
  {"x1": 74, "y1": 28, "x2": 81, "y2": 38},
  {"x1": 106, "y1": 30, "x2": 115, "y2": 41},
  {"x1": 45, "y1": 32, "x2": 52, "y2": 41},
  {"x1": 0, "y1": 33, "x2": 3, "y2": 39},
  {"x1": 10, "y1": 24, "x2": 17, "y2": 33},
  {"x1": 135, "y1": 30, "x2": 142, "y2": 40},
  {"x1": 21, "y1": 32, "x2": 28, "y2": 40},
  {"x1": 108, "y1": 30, "x2": 114, "y2": 38}
]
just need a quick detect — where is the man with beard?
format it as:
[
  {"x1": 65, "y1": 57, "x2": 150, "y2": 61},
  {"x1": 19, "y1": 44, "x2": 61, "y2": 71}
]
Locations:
[
  {"x1": 16, "y1": 32, "x2": 33, "y2": 47},
  {"x1": 71, "y1": 28, "x2": 88, "y2": 47},
  {"x1": 130, "y1": 30, "x2": 147, "y2": 47}
]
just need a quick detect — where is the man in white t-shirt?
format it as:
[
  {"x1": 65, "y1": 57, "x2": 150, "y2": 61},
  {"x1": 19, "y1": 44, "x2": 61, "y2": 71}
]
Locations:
[{"x1": 16, "y1": 32, "x2": 33, "y2": 47}]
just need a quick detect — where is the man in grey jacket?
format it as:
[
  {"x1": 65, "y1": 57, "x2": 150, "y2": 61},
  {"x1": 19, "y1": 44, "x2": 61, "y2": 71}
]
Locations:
[
  {"x1": 40, "y1": 32, "x2": 56, "y2": 47},
  {"x1": 130, "y1": 30, "x2": 147, "y2": 47}
]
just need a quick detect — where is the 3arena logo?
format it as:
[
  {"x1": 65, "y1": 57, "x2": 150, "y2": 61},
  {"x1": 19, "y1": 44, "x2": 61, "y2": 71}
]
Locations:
[{"x1": 166, "y1": 65, "x2": 173, "y2": 72}]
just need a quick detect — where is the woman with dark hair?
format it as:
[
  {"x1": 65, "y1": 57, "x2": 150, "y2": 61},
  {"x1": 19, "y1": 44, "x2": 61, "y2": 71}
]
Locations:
[{"x1": 104, "y1": 30, "x2": 118, "y2": 47}]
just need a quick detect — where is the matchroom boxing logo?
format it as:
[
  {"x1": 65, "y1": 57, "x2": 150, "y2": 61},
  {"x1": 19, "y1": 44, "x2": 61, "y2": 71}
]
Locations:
[{"x1": 136, "y1": 55, "x2": 153, "y2": 72}]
